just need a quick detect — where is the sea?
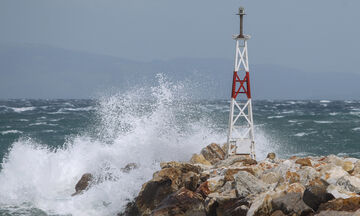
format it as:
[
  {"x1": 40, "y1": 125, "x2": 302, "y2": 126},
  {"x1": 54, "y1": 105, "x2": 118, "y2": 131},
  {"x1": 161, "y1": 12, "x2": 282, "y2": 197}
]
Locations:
[{"x1": 0, "y1": 77, "x2": 359, "y2": 215}]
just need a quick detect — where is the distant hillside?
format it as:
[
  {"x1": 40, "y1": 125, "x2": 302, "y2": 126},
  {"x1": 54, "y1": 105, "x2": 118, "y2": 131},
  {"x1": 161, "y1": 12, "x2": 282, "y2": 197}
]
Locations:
[{"x1": 0, "y1": 44, "x2": 359, "y2": 99}]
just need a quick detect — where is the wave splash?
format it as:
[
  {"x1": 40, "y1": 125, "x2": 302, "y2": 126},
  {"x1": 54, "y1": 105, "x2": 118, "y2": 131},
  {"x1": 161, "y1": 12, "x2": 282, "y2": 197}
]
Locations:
[{"x1": 0, "y1": 75, "x2": 225, "y2": 216}]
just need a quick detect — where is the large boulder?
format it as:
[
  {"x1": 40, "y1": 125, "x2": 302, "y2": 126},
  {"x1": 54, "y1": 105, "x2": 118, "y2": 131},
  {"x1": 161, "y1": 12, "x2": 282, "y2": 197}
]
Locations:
[
  {"x1": 318, "y1": 197, "x2": 360, "y2": 212},
  {"x1": 327, "y1": 184, "x2": 359, "y2": 199},
  {"x1": 303, "y1": 184, "x2": 335, "y2": 211},
  {"x1": 190, "y1": 154, "x2": 212, "y2": 166},
  {"x1": 135, "y1": 162, "x2": 202, "y2": 215},
  {"x1": 224, "y1": 168, "x2": 256, "y2": 182},
  {"x1": 285, "y1": 171, "x2": 300, "y2": 184},
  {"x1": 246, "y1": 192, "x2": 274, "y2": 216},
  {"x1": 352, "y1": 161, "x2": 360, "y2": 177},
  {"x1": 297, "y1": 166, "x2": 320, "y2": 186},
  {"x1": 261, "y1": 172, "x2": 281, "y2": 184},
  {"x1": 151, "y1": 187, "x2": 206, "y2": 216},
  {"x1": 160, "y1": 161, "x2": 201, "y2": 174},
  {"x1": 200, "y1": 143, "x2": 226, "y2": 165},
  {"x1": 337, "y1": 175, "x2": 360, "y2": 194},
  {"x1": 183, "y1": 171, "x2": 200, "y2": 192},
  {"x1": 215, "y1": 155, "x2": 253, "y2": 168},
  {"x1": 136, "y1": 175, "x2": 176, "y2": 215},
  {"x1": 272, "y1": 192, "x2": 313, "y2": 215},
  {"x1": 71, "y1": 173, "x2": 94, "y2": 196},
  {"x1": 234, "y1": 171, "x2": 268, "y2": 198},
  {"x1": 207, "y1": 176, "x2": 225, "y2": 193},
  {"x1": 214, "y1": 197, "x2": 249, "y2": 216},
  {"x1": 295, "y1": 158, "x2": 312, "y2": 167},
  {"x1": 320, "y1": 164, "x2": 349, "y2": 185},
  {"x1": 324, "y1": 155, "x2": 355, "y2": 173}
]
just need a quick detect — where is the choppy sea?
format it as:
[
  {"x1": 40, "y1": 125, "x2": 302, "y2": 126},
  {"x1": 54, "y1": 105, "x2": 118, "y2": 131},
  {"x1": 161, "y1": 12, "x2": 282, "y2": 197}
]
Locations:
[{"x1": 0, "y1": 77, "x2": 359, "y2": 215}]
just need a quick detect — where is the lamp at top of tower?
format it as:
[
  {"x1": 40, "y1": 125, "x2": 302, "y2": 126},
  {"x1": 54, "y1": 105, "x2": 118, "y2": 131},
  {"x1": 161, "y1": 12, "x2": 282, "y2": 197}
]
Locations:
[{"x1": 237, "y1": 7, "x2": 246, "y2": 16}]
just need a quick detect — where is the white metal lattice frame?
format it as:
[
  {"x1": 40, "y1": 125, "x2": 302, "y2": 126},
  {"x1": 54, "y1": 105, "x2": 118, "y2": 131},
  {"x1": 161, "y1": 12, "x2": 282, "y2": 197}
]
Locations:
[{"x1": 227, "y1": 37, "x2": 256, "y2": 159}]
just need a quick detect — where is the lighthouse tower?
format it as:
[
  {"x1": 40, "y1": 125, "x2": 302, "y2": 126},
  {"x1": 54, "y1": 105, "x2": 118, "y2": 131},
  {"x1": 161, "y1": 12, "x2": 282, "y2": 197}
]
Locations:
[{"x1": 226, "y1": 7, "x2": 256, "y2": 159}]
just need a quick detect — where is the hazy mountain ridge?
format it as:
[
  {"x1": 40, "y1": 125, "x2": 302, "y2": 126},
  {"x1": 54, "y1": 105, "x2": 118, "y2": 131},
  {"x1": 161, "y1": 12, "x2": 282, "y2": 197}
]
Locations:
[{"x1": 0, "y1": 44, "x2": 359, "y2": 99}]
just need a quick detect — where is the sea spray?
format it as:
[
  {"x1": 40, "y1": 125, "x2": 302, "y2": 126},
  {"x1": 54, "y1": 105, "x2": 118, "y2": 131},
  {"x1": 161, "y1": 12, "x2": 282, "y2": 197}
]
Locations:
[{"x1": 0, "y1": 75, "x2": 227, "y2": 216}]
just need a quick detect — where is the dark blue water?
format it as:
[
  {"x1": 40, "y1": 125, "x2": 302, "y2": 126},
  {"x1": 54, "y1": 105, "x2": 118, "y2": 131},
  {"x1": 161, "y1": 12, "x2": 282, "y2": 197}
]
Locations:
[{"x1": 1, "y1": 99, "x2": 360, "y2": 160}]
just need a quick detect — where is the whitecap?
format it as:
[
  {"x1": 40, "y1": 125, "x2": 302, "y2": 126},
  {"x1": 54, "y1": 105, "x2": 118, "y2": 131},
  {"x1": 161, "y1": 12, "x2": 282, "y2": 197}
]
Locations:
[
  {"x1": 61, "y1": 106, "x2": 95, "y2": 112},
  {"x1": 320, "y1": 100, "x2": 331, "y2": 103},
  {"x1": 11, "y1": 107, "x2": 36, "y2": 113},
  {"x1": 288, "y1": 120, "x2": 298, "y2": 123},
  {"x1": 267, "y1": 116, "x2": 284, "y2": 119},
  {"x1": 1, "y1": 130, "x2": 23, "y2": 135},
  {"x1": 49, "y1": 118, "x2": 63, "y2": 122},
  {"x1": 294, "y1": 132, "x2": 307, "y2": 137},
  {"x1": 329, "y1": 112, "x2": 338, "y2": 116},
  {"x1": 314, "y1": 120, "x2": 333, "y2": 124},
  {"x1": 353, "y1": 127, "x2": 360, "y2": 131},
  {"x1": 350, "y1": 112, "x2": 360, "y2": 116},
  {"x1": 282, "y1": 110, "x2": 294, "y2": 114},
  {"x1": 29, "y1": 122, "x2": 48, "y2": 126}
]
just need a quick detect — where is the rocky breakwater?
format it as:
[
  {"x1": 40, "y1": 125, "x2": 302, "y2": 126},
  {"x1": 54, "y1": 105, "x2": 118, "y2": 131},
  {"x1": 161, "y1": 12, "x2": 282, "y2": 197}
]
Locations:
[
  {"x1": 73, "y1": 143, "x2": 360, "y2": 216},
  {"x1": 117, "y1": 143, "x2": 360, "y2": 216}
]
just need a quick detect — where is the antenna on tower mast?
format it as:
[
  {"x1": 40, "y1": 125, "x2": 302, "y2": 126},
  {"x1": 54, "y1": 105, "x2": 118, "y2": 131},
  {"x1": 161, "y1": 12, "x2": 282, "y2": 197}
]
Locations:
[
  {"x1": 237, "y1": 7, "x2": 245, "y2": 38},
  {"x1": 226, "y1": 6, "x2": 256, "y2": 159}
]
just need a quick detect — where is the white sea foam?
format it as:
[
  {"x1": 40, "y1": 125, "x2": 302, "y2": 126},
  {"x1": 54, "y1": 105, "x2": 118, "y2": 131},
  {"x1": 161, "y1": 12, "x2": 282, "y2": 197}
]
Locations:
[
  {"x1": 62, "y1": 106, "x2": 96, "y2": 112},
  {"x1": 353, "y1": 127, "x2": 360, "y2": 131},
  {"x1": 29, "y1": 122, "x2": 48, "y2": 126},
  {"x1": 320, "y1": 100, "x2": 331, "y2": 103},
  {"x1": 293, "y1": 132, "x2": 316, "y2": 137},
  {"x1": 267, "y1": 116, "x2": 284, "y2": 119},
  {"x1": 11, "y1": 107, "x2": 36, "y2": 113},
  {"x1": 1, "y1": 130, "x2": 23, "y2": 135},
  {"x1": 314, "y1": 120, "x2": 333, "y2": 124},
  {"x1": 294, "y1": 132, "x2": 307, "y2": 137},
  {"x1": 350, "y1": 112, "x2": 360, "y2": 116},
  {"x1": 288, "y1": 120, "x2": 298, "y2": 123},
  {"x1": 282, "y1": 110, "x2": 294, "y2": 114}
]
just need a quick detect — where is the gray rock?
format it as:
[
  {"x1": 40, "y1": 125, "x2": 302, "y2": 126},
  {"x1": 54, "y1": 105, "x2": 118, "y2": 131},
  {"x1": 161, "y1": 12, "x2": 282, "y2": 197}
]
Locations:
[
  {"x1": 200, "y1": 143, "x2": 226, "y2": 165},
  {"x1": 261, "y1": 172, "x2": 281, "y2": 184},
  {"x1": 320, "y1": 164, "x2": 349, "y2": 185},
  {"x1": 121, "y1": 163, "x2": 139, "y2": 173},
  {"x1": 71, "y1": 173, "x2": 94, "y2": 196},
  {"x1": 215, "y1": 198, "x2": 249, "y2": 216},
  {"x1": 297, "y1": 166, "x2": 320, "y2": 186},
  {"x1": 234, "y1": 171, "x2": 268, "y2": 198},
  {"x1": 272, "y1": 192, "x2": 314, "y2": 215},
  {"x1": 337, "y1": 175, "x2": 360, "y2": 194},
  {"x1": 151, "y1": 187, "x2": 206, "y2": 216}
]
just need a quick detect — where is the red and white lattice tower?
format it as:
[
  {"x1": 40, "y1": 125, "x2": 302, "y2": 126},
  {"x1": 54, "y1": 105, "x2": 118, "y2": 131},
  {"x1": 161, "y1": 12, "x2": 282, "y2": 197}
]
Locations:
[{"x1": 226, "y1": 7, "x2": 256, "y2": 159}]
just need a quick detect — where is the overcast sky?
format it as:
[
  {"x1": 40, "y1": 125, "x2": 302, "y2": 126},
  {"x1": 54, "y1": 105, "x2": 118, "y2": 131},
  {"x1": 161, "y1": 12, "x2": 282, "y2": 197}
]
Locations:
[{"x1": 0, "y1": 0, "x2": 359, "y2": 74}]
